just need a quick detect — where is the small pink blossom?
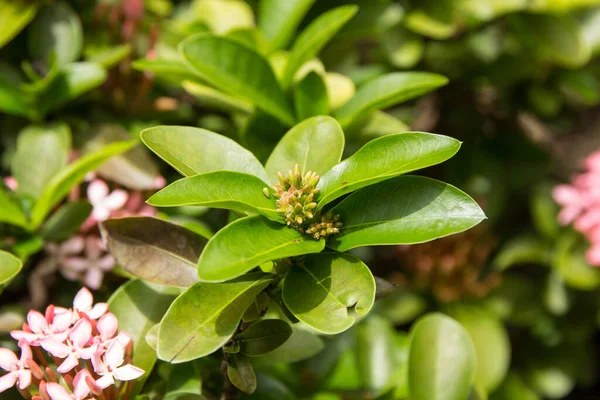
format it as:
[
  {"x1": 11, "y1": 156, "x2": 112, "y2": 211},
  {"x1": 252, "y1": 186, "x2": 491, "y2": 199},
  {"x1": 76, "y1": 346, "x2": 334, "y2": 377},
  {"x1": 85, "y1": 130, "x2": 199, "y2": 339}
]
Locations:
[
  {"x1": 72, "y1": 287, "x2": 108, "y2": 320},
  {"x1": 92, "y1": 340, "x2": 144, "y2": 389},
  {"x1": 46, "y1": 370, "x2": 94, "y2": 400},
  {"x1": 0, "y1": 341, "x2": 33, "y2": 393},
  {"x1": 61, "y1": 236, "x2": 115, "y2": 290},
  {"x1": 3, "y1": 176, "x2": 18, "y2": 191},
  {"x1": 10, "y1": 308, "x2": 71, "y2": 346},
  {"x1": 88, "y1": 179, "x2": 129, "y2": 221},
  {"x1": 41, "y1": 319, "x2": 96, "y2": 373}
]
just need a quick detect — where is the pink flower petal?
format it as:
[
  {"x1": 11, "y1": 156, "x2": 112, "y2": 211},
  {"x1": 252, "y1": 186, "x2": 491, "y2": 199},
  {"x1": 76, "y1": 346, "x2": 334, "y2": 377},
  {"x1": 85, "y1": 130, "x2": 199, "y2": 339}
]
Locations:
[
  {"x1": 73, "y1": 288, "x2": 93, "y2": 312},
  {"x1": 92, "y1": 353, "x2": 107, "y2": 375},
  {"x1": 72, "y1": 370, "x2": 92, "y2": 398},
  {"x1": 40, "y1": 340, "x2": 70, "y2": 359},
  {"x1": 61, "y1": 257, "x2": 89, "y2": 272},
  {"x1": 104, "y1": 341, "x2": 125, "y2": 369},
  {"x1": 586, "y1": 245, "x2": 600, "y2": 266},
  {"x1": 52, "y1": 311, "x2": 73, "y2": 332},
  {"x1": 84, "y1": 269, "x2": 104, "y2": 291},
  {"x1": 114, "y1": 332, "x2": 131, "y2": 347},
  {"x1": 0, "y1": 348, "x2": 18, "y2": 371},
  {"x1": 0, "y1": 372, "x2": 17, "y2": 393},
  {"x1": 27, "y1": 310, "x2": 48, "y2": 334},
  {"x1": 96, "y1": 255, "x2": 116, "y2": 271},
  {"x1": 104, "y1": 190, "x2": 128, "y2": 210},
  {"x1": 87, "y1": 303, "x2": 108, "y2": 320},
  {"x1": 113, "y1": 364, "x2": 144, "y2": 381},
  {"x1": 61, "y1": 236, "x2": 86, "y2": 255},
  {"x1": 96, "y1": 373, "x2": 115, "y2": 389},
  {"x1": 46, "y1": 382, "x2": 73, "y2": 400},
  {"x1": 70, "y1": 319, "x2": 92, "y2": 348},
  {"x1": 97, "y1": 313, "x2": 118, "y2": 339},
  {"x1": 85, "y1": 236, "x2": 104, "y2": 260},
  {"x1": 77, "y1": 344, "x2": 97, "y2": 360},
  {"x1": 92, "y1": 206, "x2": 111, "y2": 222},
  {"x1": 10, "y1": 331, "x2": 39, "y2": 344},
  {"x1": 57, "y1": 353, "x2": 79, "y2": 374},
  {"x1": 17, "y1": 369, "x2": 31, "y2": 390},
  {"x1": 88, "y1": 180, "x2": 109, "y2": 204},
  {"x1": 18, "y1": 341, "x2": 32, "y2": 363}
]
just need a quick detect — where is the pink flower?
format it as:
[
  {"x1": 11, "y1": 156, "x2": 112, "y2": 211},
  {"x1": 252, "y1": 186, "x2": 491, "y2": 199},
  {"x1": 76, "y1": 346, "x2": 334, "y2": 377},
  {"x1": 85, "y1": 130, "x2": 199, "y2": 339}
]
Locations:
[
  {"x1": 92, "y1": 341, "x2": 144, "y2": 389},
  {"x1": 72, "y1": 287, "x2": 108, "y2": 320},
  {"x1": 0, "y1": 341, "x2": 33, "y2": 393},
  {"x1": 41, "y1": 319, "x2": 96, "y2": 373},
  {"x1": 92, "y1": 313, "x2": 130, "y2": 351},
  {"x1": 3, "y1": 176, "x2": 18, "y2": 191},
  {"x1": 10, "y1": 308, "x2": 72, "y2": 346},
  {"x1": 61, "y1": 236, "x2": 115, "y2": 290},
  {"x1": 46, "y1": 370, "x2": 94, "y2": 400},
  {"x1": 88, "y1": 179, "x2": 128, "y2": 221}
]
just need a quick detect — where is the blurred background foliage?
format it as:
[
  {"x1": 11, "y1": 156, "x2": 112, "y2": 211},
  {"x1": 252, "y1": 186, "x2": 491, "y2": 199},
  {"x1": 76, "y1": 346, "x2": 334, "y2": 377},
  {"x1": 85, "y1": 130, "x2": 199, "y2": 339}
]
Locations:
[{"x1": 3, "y1": 0, "x2": 600, "y2": 399}]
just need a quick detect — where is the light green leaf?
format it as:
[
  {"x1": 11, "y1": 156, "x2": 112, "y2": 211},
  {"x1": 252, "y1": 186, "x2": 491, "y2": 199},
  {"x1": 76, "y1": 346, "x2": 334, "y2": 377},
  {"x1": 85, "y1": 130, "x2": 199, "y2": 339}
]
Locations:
[
  {"x1": 181, "y1": 34, "x2": 295, "y2": 125},
  {"x1": 0, "y1": 189, "x2": 28, "y2": 228},
  {"x1": 330, "y1": 176, "x2": 485, "y2": 251},
  {"x1": 382, "y1": 26, "x2": 424, "y2": 69},
  {"x1": 192, "y1": 0, "x2": 254, "y2": 35},
  {"x1": 346, "y1": 111, "x2": 410, "y2": 143},
  {"x1": 0, "y1": 0, "x2": 38, "y2": 49},
  {"x1": 409, "y1": 313, "x2": 477, "y2": 400},
  {"x1": 0, "y1": 250, "x2": 23, "y2": 293},
  {"x1": 283, "y1": 5, "x2": 358, "y2": 86},
  {"x1": 182, "y1": 80, "x2": 253, "y2": 114},
  {"x1": 0, "y1": 80, "x2": 30, "y2": 117},
  {"x1": 39, "y1": 201, "x2": 92, "y2": 241},
  {"x1": 317, "y1": 132, "x2": 461, "y2": 208},
  {"x1": 157, "y1": 273, "x2": 272, "y2": 363},
  {"x1": 258, "y1": 0, "x2": 315, "y2": 52},
  {"x1": 28, "y1": 1, "x2": 83, "y2": 67},
  {"x1": 198, "y1": 216, "x2": 325, "y2": 282},
  {"x1": 100, "y1": 217, "x2": 207, "y2": 287},
  {"x1": 265, "y1": 116, "x2": 344, "y2": 184},
  {"x1": 108, "y1": 280, "x2": 177, "y2": 395},
  {"x1": 493, "y1": 236, "x2": 552, "y2": 270},
  {"x1": 30, "y1": 140, "x2": 136, "y2": 228},
  {"x1": 293, "y1": 72, "x2": 329, "y2": 121},
  {"x1": 490, "y1": 374, "x2": 539, "y2": 400},
  {"x1": 283, "y1": 253, "x2": 375, "y2": 334},
  {"x1": 356, "y1": 316, "x2": 397, "y2": 392},
  {"x1": 333, "y1": 72, "x2": 448, "y2": 128},
  {"x1": 228, "y1": 354, "x2": 257, "y2": 394},
  {"x1": 148, "y1": 171, "x2": 279, "y2": 221},
  {"x1": 12, "y1": 122, "x2": 71, "y2": 199},
  {"x1": 141, "y1": 125, "x2": 268, "y2": 182},
  {"x1": 85, "y1": 44, "x2": 132, "y2": 69},
  {"x1": 131, "y1": 58, "x2": 200, "y2": 84},
  {"x1": 237, "y1": 319, "x2": 292, "y2": 357}
]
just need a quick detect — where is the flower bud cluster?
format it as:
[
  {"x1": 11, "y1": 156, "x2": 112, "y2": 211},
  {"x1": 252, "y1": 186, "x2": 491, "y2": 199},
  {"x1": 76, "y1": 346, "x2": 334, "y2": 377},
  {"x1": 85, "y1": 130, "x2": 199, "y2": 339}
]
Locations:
[
  {"x1": 0, "y1": 288, "x2": 144, "y2": 400},
  {"x1": 305, "y1": 212, "x2": 344, "y2": 240}
]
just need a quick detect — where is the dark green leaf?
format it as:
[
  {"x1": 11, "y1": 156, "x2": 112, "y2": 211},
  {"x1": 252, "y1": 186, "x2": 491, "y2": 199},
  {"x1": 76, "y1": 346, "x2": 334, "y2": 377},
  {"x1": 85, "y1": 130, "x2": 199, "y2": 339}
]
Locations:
[
  {"x1": 100, "y1": 217, "x2": 207, "y2": 287},
  {"x1": 293, "y1": 72, "x2": 329, "y2": 121},
  {"x1": 164, "y1": 363, "x2": 203, "y2": 400},
  {"x1": 85, "y1": 44, "x2": 132, "y2": 69},
  {"x1": 330, "y1": 176, "x2": 485, "y2": 251},
  {"x1": 240, "y1": 372, "x2": 296, "y2": 400},
  {"x1": 0, "y1": 0, "x2": 38, "y2": 49},
  {"x1": 228, "y1": 354, "x2": 257, "y2": 394},
  {"x1": 148, "y1": 171, "x2": 279, "y2": 221},
  {"x1": 265, "y1": 115, "x2": 344, "y2": 184},
  {"x1": 333, "y1": 73, "x2": 448, "y2": 128},
  {"x1": 157, "y1": 273, "x2": 272, "y2": 362},
  {"x1": 283, "y1": 253, "x2": 375, "y2": 334},
  {"x1": 317, "y1": 132, "x2": 461, "y2": 208},
  {"x1": 39, "y1": 201, "x2": 92, "y2": 241},
  {"x1": 141, "y1": 125, "x2": 268, "y2": 182},
  {"x1": 409, "y1": 313, "x2": 477, "y2": 400},
  {"x1": 0, "y1": 80, "x2": 29, "y2": 117},
  {"x1": 493, "y1": 236, "x2": 552, "y2": 270},
  {"x1": 237, "y1": 319, "x2": 292, "y2": 357},
  {"x1": 0, "y1": 251, "x2": 23, "y2": 293},
  {"x1": 181, "y1": 34, "x2": 295, "y2": 125},
  {"x1": 258, "y1": 0, "x2": 315, "y2": 52},
  {"x1": 252, "y1": 327, "x2": 324, "y2": 365},
  {"x1": 490, "y1": 374, "x2": 539, "y2": 400},
  {"x1": 198, "y1": 216, "x2": 325, "y2": 282},
  {"x1": 0, "y1": 189, "x2": 28, "y2": 228}
]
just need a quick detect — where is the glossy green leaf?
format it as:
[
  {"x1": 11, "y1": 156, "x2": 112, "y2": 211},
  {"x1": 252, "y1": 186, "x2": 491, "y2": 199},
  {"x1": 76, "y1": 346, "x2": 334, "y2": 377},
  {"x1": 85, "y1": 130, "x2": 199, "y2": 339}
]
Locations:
[
  {"x1": 182, "y1": 80, "x2": 253, "y2": 114},
  {"x1": 28, "y1": 1, "x2": 83, "y2": 66},
  {"x1": 0, "y1": 251, "x2": 23, "y2": 291},
  {"x1": 131, "y1": 58, "x2": 200, "y2": 84},
  {"x1": 282, "y1": 253, "x2": 375, "y2": 334},
  {"x1": 317, "y1": 132, "x2": 461, "y2": 208},
  {"x1": 148, "y1": 171, "x2": 279, "y2": 221},
  {"x1": 39, "y1": 201, "x2": 92, "y2": 241},
  {"x1": 237, "y1": 319, "x2": 292, "y2": 357},
  {"x1": 283, "y1": 6, "x2": 358, "y2": 86},
  {"x1": 346, "y1": 111, "x2": 410, "y2": 143},
  {"x1": 0, "y1": 189, "x2": 28, "y2": 228},
  {"x1": 30, "y1": 140, "x2": 135, "y2": 228},
  {"x1": 241, "y1": 372, "x2": 296, "y2": 400},
  {"x1": 325, "y1": 72, "x2": 355, "y2": 111},
  {"x1": 409, "y1": 313, "x2": 477, "y2": 400},
  {"x1": 252, "y1": 327, "x2": 324, "y2": 365},
  {"x1": 100, "y1": 217, "x2": 207, "y2": 287},
  {"x1": 157, "y1": 273, "x2": 272, "y2": 362},
  {"x1": 356, "y1": 316, "x2": 397, "y2": 391},
  {"x1": 293, "y1": 72, "x2": 329, "y2": 121},
  {"x1": 164, "y1": 363, "x2": 203, "y2": 400},
  {"x1": 141, "y1": 126, "x2": 268, "y2": 182},
  {"x1": 0, "y1": 0, "x2": 38, "y2": 49},
  {"x1": 333, "y1": 72, "x2": 448, "y2": 128},
  {"x1": 0, "y1": 80, "x2": 29, "y2": 117},
  {"x1": 228, "y1": 354, "x2": 257, "y2": 394},
  {"x1": 181, "y1": 34, "x2": 295, "y2": 125},
  {"x1": 145, "y1": 324, "x2": 159, "y2": 351},
  {"x1": 493, "y1": 236, "x2": 551, "y2": 270},
  {"x1": 198, "y1": 216, "x2": 325, "y2": 282},
  {"x1": 258, "y1": 0, "x2": 315, "y2": 52},
  {"x1": 330, "y1": 176, "x2": 485, "y2": 251},
  {"x1": 490, "y1": 374, "x2": 539, "y2": 400},
  {"x1": 12, "y1": 122, "x2": 71, "y2": 199},
  {"x1": 108, "y1": 280, "x2": 177, "y2": 395},
  {"x1": 192, "y1": 0, "x2": 254, "y2": 35},
  {"x1": 265, "y1": 116, "x2": 344, "y2": 184}
]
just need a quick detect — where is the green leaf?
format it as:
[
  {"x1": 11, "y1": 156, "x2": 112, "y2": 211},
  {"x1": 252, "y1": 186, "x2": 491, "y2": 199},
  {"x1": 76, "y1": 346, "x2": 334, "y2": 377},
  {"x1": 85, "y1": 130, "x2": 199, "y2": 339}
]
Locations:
[
  {"x1": 0, "y1": 0, "x2": 38, "y2": 49},
  {"x1": 333, "y1": 72, "x2": 448, "y2": 128},
  {"x1": 131, "y1": 58, "x2": 200, "y2": 85},
  {"x1": 0, "y1": 250, "x2": 23, "y2": 293},
  {"x1": 251, "y1": 327, "x2": 324, "y2": 365},
  {"x1": 490, "y1": 374, "x2": 539, "y2": 400},
  {"x1": 180, "y1": 34, "x2": 295, "y2": 125},
  {"x1": 192, "y1": 0, "x2": 254, "y2": 35},
  {"x1": 493, "y1": 236, "x2": 551, "y2": 270},
  {"x1": 141, "y1": 126, "x2": 268, "y2": 182},
  {"x1": 356, "y1": 316, "x2": 397, "y2": 392},
  {"x1": 198, "y1": 216, "x2": 325, "y2": 282},
  {"x1": 293, "y1": 72, "x2": 329, "y2": 121},
  {"x1": 12, "y1": 123, "x2": 71, "y2": 199},
  {"x1": 28, "y1": 1, "x2": 83, "y2": 67},
  {"x1": 30, "y1": 140, "x2": 135, "y2": 228},
  {"x1": 265, "y1": 116, "x2": 344, "y2": 184},
  {"x1": 317, "y1": 132, "x2": 461, "y2": 208},
  {"x1": 85, "y1": 44, "x2": 132, "y2": 69},
  {"x1": 145, "y1": 324, "x2": 159, "y2": 351},
  {"x1": 258, "y1": 0, "x2": 315, "y2": 52},
  {"x1": 182, "y1": 80, "x2": 253, "y2": 114},
  {"x1": 148, "y1": 172, "x2": 280, "y2": 221},
  {"x1": 164, "y1": 363, "x2": 203, "y2": 400},
  {"x1": 330, "y1": 176, "x2": 485, "y2": 251},
  {"x1": 157, "y1": 273, "x2": 272, "y2": 363},
  {"x1": 39, "y1": 201, "x2": 92, "y2": 241},
  {"x1": 108, "y1": 280, "x2": 177, "y2": 395},
  {"x1": 408, "y1": 313, "x2": 477, "y2": 400},
  {"x1": 283, "y1": 5, "x2": 358, "y2": 86},
  {"x1": 237, "y1": 319, "x2": 292, "y2": 357},
  {"x1": 282, "y1": 253, "x2": 375, "y2": 334},
  {"x1": 0, "y1": 79, "x2": 30, "y2": 117},
  {"x1": 325, "y1": 72, "x2": 355, "y2": 111},
  {"x1": 0, "y1": 189, "x2": 28, "y2": 228},
  {"x1": 100, "y1": 217, "x2": 207, "y2": 287},
  {"x1": 228, "y1": 354, "x2": 257, "y2": 394}
]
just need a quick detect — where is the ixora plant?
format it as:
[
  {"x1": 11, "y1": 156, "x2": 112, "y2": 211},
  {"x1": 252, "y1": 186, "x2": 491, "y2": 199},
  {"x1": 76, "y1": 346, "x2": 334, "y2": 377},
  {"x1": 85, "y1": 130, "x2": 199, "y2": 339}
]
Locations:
[{"x1": 99, "y1": 115, "x2": 485, "y2": 393}]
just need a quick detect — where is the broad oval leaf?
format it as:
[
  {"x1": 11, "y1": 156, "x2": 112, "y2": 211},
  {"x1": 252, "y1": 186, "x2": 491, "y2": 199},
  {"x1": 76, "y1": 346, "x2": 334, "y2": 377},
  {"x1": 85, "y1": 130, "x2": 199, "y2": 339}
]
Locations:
[
  {"x1": 0, "y1": 189, "x2": 28, "y2": 228},
  {"x1": 157, "y1": 273, "x2": 272, "y2": 363},
  {"x1": 293, "y1": 71, "x2": 329, "y2": 121},
  {"x1": 237, "y1": 319, "x2": 292, "y2": 357},
  {"x1": 108, "y1": 280, "x2": 177, "y2": 395},
  {"x1": 282, "y1": 253, "x2": 375, "y2": 334},
  {"x1": 265, "y1": 115, "x2": 344, "y2": 184},
  {"x1": 0, "y1": 0, "x2": 38, "y2": 49},
  {"x1": 409, "y1": 313, "x2": 477, "y2": 400},
  {"x1": 330, "y1": 176, "x2": 486, "y2": 251},
  {"x1": 252, "y1": 327, "x2": 324, "y2": 365},
  {"x1": 356, "y1": 316, "x2": 397, "y2": 391},
  {"x1": 333, "y1": 72, "x2": 448, "y2": 128},
  {"x1": 0, "y1": 250, "x2": 23, "y2": 289},
  {"x1": 258, "y1": 0, "x2": 316, "y2": 52},
  {"x1": 198, "y1": 216, "x2": 325, "y2": 282},
  {"x1": 141, "y1": 125, "x2": 268, "y2": 182},
  {"x1": 100, "y1": 217, "x2": 207, "y2": 287},
  {"x1": 30, "y1": 140, "x2": 136, "y2": 228},
  {"x1": 283, "y1": 5, "x2": 358, "y2": 86},
  {"x1": 181, "y1": 34, "x2": 295, "y2": 125},
  {"x1": 148, "y1": 171, "x2": 280, "y2": 221},
  {"x1": 228, "y1": 354, "x2": 257, "y2": 394},
  {"x1": 317, "y1": 132, "x2": 461, "y2": 208}
]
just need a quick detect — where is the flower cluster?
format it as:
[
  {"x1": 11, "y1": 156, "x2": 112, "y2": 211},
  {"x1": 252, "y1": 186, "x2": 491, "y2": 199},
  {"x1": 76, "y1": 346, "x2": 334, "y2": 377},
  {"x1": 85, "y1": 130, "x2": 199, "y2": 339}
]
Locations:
[
  {"x1": 0, "y1": 288, "x2": 144, "y2": 400},
  {"x1": 553, "y1": 151, "x2": 600, "y2": 266},
  {"x1": 269, "y1": 164, "x2": 342, "y2": 239}
]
